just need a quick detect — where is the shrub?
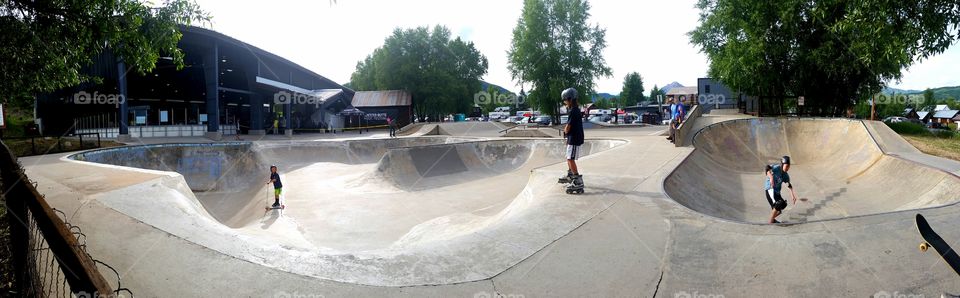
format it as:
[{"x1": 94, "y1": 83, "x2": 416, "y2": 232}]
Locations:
[
  {"x1": 886, "y1": 121, "x2": 928, "y2": 135},
  {"x1": 932, "y1": 129, "x2": 958, "y2": 139}
]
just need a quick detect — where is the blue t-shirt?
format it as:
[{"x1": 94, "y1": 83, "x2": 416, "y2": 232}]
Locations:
[
  {"x1": 764, "y1": 164, "x2": 790, "y2": 192},
  {"x1": 270, "y1": 172, "x2": 283, "y2": 189},
  {"x1": 670, "y1": 104, "x2": 678, "y2": 120}
]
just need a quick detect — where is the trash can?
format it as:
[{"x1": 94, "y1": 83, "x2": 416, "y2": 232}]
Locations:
[{"x1": 454, "y1": 113, "x2": 466, "y2": 122}]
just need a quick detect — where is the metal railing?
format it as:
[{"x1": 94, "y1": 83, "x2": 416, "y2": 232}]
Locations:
[{"x1": 0, "y1": 139, "x2": 131, "y2": 297}]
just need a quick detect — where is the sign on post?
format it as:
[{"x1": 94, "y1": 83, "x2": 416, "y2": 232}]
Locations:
[{"x1": 798, "y1": 96, "x2": 805, "y2": 106}]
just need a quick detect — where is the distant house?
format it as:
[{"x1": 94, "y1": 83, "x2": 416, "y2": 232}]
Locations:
[
  {"x1": 934, "y1": 105, "x2": 950, "y2": 111},
  {"x1": 351, "y1": 90, "x2": 413, "y2": 128},
  {"x1": 903, "y1": 108, "x2": 919, "y2": 119},
  {"x1": 666, "y1": 87, "x2": 698, "y2": 107},
  {"x1": 696, "y1": 78, "x2": 741, "y2": 112},
  {"x1": 916, "y1": 111, "x2": 932, "y2": 123},
  {"x1": 932, "y1": 110, "x2": 959, "y2": 125}
]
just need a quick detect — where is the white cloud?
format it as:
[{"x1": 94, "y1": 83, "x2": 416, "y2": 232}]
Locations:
[{"x1": 192, "y1": 0, "x2": 957, "y2": 95}]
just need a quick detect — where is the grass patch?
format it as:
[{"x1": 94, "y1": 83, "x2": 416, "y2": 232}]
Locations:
[
  {"x1": 887, "y1": 121, "x2": 960, "y2": 161},
  {"x1": 903, "y1": 135, "x2": 960, "y2": 162}
]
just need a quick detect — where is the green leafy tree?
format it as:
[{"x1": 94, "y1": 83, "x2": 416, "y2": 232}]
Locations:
[
  {"x1": 689, "y1": 0, "x2": 960, "y2": 116},
  {"x1": 507, "y1": 0, "x2": 612, "y2": 123},
  {"x1": 0, "y1": 0, "x2": 209, "y2": 104},
  {"x1": 923, "y1": 88, "x2": 936, "y2": 110},
  {"x1": 350, "y1": 26, "x2": 489, "y2": 121},
  {"x1": 619, "y1": 72, "x2": 645, "y2": 107},
  {"x1": 649, "y1": 85, "x2": 665, "y2": 104}
]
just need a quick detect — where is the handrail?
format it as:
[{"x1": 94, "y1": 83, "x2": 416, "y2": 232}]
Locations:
[{"x1": 0, "y1": 140, "x2": 117, "y2": 296}]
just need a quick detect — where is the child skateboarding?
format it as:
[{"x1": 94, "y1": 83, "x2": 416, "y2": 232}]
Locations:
[
  {"x1": 267, "y1": 165, "x2": 283, "y2": 208},
  {"x1": 558, "y1": 87, "x2": 585, "y2": 194},
  {"x1": 764, "y1": 156, "x2": 798, "y2": 223}
]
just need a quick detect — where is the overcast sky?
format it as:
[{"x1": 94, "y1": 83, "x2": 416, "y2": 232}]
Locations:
[{"x1": 192, "y1": 0, "x2": 960, "y2": 93}]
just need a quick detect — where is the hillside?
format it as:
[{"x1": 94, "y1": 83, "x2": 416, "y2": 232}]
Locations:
[
  {"x1": 883, "y1": 85, "x2": 960, "y2": 100},
  {"x1": 925, "y1": 86, "x2": 960, "y2": 100},
  {"x1": 479, "y1": 81, "x2": 514, "y2": 95}
]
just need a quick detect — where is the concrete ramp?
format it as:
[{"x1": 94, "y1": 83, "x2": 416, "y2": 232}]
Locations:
[
  {"x1": 665, "y1": 118, "x2": 960, "y2": 223},
  {"x1": 434, "y1": 122, "x2": 508, "y2": 137},
  {"x1": 66, "y1": 137, "x2": 628, "y2": 285},
  {"x1": 375, "y1": 139, "x2": 615, "y2": 190}
]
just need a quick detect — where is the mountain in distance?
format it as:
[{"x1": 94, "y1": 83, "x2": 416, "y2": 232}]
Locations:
[
  {"x1": 660, "y1": 81, "x2": 684, "y2": 94},
  {"x1": 925, "y1": 85, "x2": 960, "y2": 100},
  {"x1": 882, "y1": 86, "x2": 921, "y2": 94},
  {"x1": 883, "y1": 85, "x2": 960, "y2": 100},
  {"x1": 591, "y1": 92, "x2": 616, "y2": 102},
  {"x1": 479, "y1": 80, "x2": 514, "y2": 95}
]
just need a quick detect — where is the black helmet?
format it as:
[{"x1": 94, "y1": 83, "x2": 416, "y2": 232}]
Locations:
[
  {"x1": 781, "y1": 156, "x2": 791, "y2": 165},
  {"x1": 561, "y1": 88, "x2": 578, "y2": 101}
]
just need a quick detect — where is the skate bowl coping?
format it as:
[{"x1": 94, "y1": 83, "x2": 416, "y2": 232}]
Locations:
[{"x1": 663, "y1": 118, "x2": 960, "y2": 224}]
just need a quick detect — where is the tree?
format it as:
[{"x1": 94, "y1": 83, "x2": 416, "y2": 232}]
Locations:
[
  {"x1": 350, "y1": 26, "x2": 489, "y2": 122},
  {"x1": 689, "y1": 0, "x2": 960, "y2": 116},
  {"x1": 508, "y1": 0, "x2": 612, "y2": 123},
  {"x1": 0, "y1": 0, "x2": 209, "y2": 104},
  {"x1": 619, "y1": 72, "x2": 645, "y2": 107},
  {"x1": 649, "y1": 85, "x2": 665, "y2": 104},
  {"x1": 923, "y1": 88, "x2": 936, "y2": 110}
]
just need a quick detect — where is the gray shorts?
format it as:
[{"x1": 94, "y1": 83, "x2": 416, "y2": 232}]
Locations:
[{"x1": 566, "y1": 145, "x2": 580, "y2": 160}]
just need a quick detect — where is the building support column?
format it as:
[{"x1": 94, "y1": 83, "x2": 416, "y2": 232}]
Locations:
[
  {"x1": 203, "y1": 42, "x2": 222, "y2": 140},
  {"x1": 283, "y1": 99, "x2": 293, "y2": 137},
  {"x1": 116, "y1": 58, "x2": 132, "y2": 142},
  {"x1": 249, "y1": 93, "x2": 265, "y2": 135}
]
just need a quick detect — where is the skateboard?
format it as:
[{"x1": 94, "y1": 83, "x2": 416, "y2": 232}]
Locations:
[
  {"x1": 916, "y1": 214, "x2": 960, "y2": 276},
  {"x1": 265, "y1": 204, "x2": 285, "y2": 211}
]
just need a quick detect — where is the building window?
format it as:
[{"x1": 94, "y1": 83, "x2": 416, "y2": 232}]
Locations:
[{"x1": 705, "y1": 85, "x2": 711, "y2": 93}]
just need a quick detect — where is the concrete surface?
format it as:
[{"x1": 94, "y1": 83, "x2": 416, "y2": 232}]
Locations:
[
  {"x1": 17, "y1": 120, "x2": 960, "y2": 297},
  {"x1": 666, "y1": 118, "x2": 960, "y2": 223}
]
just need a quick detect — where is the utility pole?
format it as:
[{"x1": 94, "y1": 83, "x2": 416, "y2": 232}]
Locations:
[{"x1": 871, "y1": 94, "x2": 876, "y2": 121}]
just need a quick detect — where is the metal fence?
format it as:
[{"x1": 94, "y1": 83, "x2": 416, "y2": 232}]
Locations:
[{"x1": 0, "y1": 140, "x2": 131, "y2": 297}]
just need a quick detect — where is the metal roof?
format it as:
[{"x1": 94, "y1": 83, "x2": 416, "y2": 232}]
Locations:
[
  {"x1": 666, "y1": 87, "x2": 698, "y2": 95},
  {"x1": 917, "y1": 111, "x2": 930, "y2": 119},
  {"x1": 932, "y1": 110, "x2": 959, "y2": 119},
  {"x1": 352, "y1": 90, "x2": 412, "y2": 107}
]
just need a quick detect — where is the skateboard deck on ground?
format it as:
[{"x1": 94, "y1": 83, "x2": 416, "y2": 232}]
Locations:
[
  {"x1": 265, "y1": 205, "x2": 285, "y2": 211},
  {"x1": 916, "y1": 214, "x2": 960, "y2": 276}
]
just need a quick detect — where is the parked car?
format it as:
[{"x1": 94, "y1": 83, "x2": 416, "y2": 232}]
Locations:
[
  {"x1": 560, "y1": 115, "x2": 569, "y2": 125},
  {"x1": 927, "y1": 122, "x2": 949, "y2": 130},
  {"x1": 883, "y1": 116, "x2": 908, "y2": 123},
  {"x1": 515, "y1": 116, "x2": 530, "y2": 125},
  {"x1": 533, "y1": 116, "x2": 552, "y2": 125},
  {"x1": 501, "y1": 116, "x2": 521, "y2": 123}
]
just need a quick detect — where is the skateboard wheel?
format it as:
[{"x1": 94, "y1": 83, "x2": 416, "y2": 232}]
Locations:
[{"x1": 920, "y1": 242, "x2": 930, "y2": 252}]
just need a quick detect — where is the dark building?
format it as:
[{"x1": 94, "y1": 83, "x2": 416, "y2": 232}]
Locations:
[
  {"x1": 351, "y1": 90, "x2": 413, "y2": 128},
  {"x1": 37, "y1": 26, "x2": 354, "y2": 140},
  {"x1": 697, "y1": 78, "x2": 748, "y2": 113}
]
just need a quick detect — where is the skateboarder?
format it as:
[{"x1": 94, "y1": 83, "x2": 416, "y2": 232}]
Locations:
[
  {"x1": 387, "y1": 116, "x2": 396, "y2": 138},
  {"x1": 266, "y1": 165, "x2": 283, "y2": 207},
  {"x1": 559, "y1": 87, "x2": 585, "y2": 193},
  {"x1": 764, "y1": 156, "x2": 798, "y2": 223}
]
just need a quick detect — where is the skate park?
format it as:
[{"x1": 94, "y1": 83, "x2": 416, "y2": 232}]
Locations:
[{"x1": 12, "y1": 113, "x2": 960, "y2": 297}]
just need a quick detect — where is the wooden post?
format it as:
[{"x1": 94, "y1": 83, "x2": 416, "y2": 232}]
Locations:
[{"x1": 871, "y1": 94, "x2": 876, "y2": 121}]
